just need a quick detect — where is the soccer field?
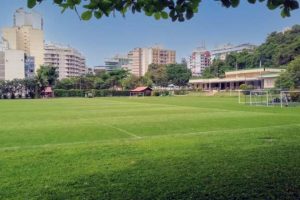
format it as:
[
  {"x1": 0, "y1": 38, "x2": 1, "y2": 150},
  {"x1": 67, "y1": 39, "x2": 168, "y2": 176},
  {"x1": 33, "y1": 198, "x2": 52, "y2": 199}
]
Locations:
[{"x1": 0, "y1": 96, "x2": 300, "y2": 199}]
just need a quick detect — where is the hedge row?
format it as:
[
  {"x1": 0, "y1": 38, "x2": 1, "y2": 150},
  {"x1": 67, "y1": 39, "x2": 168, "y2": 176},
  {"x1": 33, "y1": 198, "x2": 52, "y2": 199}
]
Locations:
[
  {"x1": 53, "y1": 89, "x2": 131, "y2": 97},
  {"x1": 174, "y1": 90, "x2": 189, "y2": 95},
  {"x1": 151, "y1": 90, "x2": 189, "y2": 96},
  {"x1": 152, "y1": 90, "x2": 170, "y2": 96}
]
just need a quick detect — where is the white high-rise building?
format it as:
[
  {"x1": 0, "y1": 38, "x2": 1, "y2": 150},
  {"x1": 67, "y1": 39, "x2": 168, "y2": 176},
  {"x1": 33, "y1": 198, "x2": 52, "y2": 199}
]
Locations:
[
  {"x1": 104, "y1": 54, "x2": 130, "y2": 71},
  {"x1": 14, "y1": 8, "x2": 43, "y2": 30},
  {"x1": 44, "y1": 43, "x2": 86, "y2": 79},
  {"x1": 1, "y1": 9, "x2": 44, "y2": 73},
  {"x1": 0, "y1": 50, "x2": 25, "y2": 81},
  {"x1": 187, "y1": 47, "x2": 211, "y2": 76}
]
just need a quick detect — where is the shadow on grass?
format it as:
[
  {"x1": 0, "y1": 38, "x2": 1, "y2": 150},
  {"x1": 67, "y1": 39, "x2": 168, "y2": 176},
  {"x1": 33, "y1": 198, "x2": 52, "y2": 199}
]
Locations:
[{"x1": 38, "y1": 154, "x2": 300, "y2": 200}]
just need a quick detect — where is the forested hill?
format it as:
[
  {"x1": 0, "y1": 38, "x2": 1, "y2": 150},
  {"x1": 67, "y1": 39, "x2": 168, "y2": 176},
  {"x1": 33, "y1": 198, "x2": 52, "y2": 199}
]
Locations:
[{"x1": 202, "y1": 24, "x2": 300, "y2": 78}]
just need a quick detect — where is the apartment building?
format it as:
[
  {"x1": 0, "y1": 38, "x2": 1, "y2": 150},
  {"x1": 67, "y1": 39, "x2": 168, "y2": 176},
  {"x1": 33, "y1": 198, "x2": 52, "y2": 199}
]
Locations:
[
  {"x1": 187, "y1": 48, "x2": 211, "y2": 76},
  {"x1": 127, "y1": 48, "x2": 143, "y2": 76},
  {"x1": 44, "y1": 43, "x2": 86, "y2": 79},
  {"x1": 151, "y1": 46, "x2": 176, "y2": 65},
  {"x1": 1, "y1": 8, "x2": 44, "y2": 72},
  {"x1": 211, "y1": 43, "x2": 256, "y2": 61},
  {"x1": 127, "y1": 46, "x2": 176, "y2": 77},
  {"x1": 104, "y1": 54, "x2": 130, "y2": 71},
  {"x1": 0, "y1": 50, "x2": 25, "y2": 81}
]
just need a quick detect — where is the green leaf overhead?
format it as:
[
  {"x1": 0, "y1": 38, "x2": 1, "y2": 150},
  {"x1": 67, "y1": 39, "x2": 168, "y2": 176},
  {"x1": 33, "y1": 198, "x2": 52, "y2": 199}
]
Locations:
[
  {"x1": 26, "y1": 0, "x2": 299, "y2": 21},
  {"x1": 81, "y1": 10, "x2": 93, "y2": 20},
  {"x1": 27, "y1": 0, "x2": 37, "y2": 8}
]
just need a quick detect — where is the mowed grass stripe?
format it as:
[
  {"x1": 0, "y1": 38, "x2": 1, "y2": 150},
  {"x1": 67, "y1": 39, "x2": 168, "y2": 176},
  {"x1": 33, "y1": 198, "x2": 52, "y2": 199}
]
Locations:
[
  {"x1": 1, "y1": 97, "x2": 299, "y2": 148},
  {"x1": 0, "y1": 111, "x2": 283, "y2": 147},
  {"x1": 0, "y1": 110, "x2": 273, "y2": 130},
  {"x1": 0, "y1": 97, "x2": 299, "y2": 199},
  {"x1": 1, "y1": 123, "x2": 299, "y2": 152},
  {"x1": 0, "y1": 122, "x2": 299, "y2": 199}
]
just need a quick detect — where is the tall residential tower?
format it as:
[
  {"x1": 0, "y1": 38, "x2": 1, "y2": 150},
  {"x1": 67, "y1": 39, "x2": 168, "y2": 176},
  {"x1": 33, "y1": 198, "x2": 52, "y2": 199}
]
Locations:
[
  {"x1": 187, "y1": 47, "x2": 211, "y2": 76},
  {"x1": 1, "y1": 8, "x2": 44, "y2": 73},
  {"x1": 44, "y1": 43, "x2": 86, "y2": 79},
  {"x1": 127, "y1": 46, "x2": 176, "y2": 77}
]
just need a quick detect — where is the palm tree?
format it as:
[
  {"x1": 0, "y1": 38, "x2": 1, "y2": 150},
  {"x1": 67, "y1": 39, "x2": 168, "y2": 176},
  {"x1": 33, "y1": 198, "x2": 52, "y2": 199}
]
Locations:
[{"x1": 37, "y1": 65, "x2": 59, "y2": 87}]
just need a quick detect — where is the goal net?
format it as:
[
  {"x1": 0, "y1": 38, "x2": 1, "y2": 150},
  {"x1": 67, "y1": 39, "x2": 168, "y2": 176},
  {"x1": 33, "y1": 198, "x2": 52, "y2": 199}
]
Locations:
[
  {"x1": 280, "y1": 91, "x2": 300, "y2": 107},
  {"x1": 249, "y1": 90, "x2": 269, "y2": 106},
  {"x1": 239, "y1": 90, "x2": 300, "y2": 107}
]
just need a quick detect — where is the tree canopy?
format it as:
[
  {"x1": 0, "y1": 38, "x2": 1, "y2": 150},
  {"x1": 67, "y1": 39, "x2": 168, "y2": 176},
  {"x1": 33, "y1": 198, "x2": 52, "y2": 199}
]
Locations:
[
  {"x1": 146, "y1": 64, "x2": 169, "y2": 87},
  {"x1": 166, "y1": 64, "x2": 191, "y2": 86},
  {"x1": 145, "y1": 63, "x2": 191, "y2": 86},
  {"x1": 275, "y1": 56, "x2": 300, "y2": 89},
  {"x1": 37, "y1": 65, "x2": 59, "y2": 87},
  {"x1": 202, "y1": 24, "x2": 300, "y2": 78},
  {"x1": 27, "y1": 0, "x2": 299, "y2": 22}
]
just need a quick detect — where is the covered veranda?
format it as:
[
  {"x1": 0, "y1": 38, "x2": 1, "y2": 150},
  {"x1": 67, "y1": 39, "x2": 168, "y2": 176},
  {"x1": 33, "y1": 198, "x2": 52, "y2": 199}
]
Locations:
[{"x1": 190, "y1": 78, "x2": 263, "y2": 91}]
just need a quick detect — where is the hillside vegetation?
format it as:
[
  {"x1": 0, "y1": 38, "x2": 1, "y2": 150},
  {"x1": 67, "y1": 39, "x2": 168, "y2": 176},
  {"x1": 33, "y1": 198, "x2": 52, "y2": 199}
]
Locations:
[{"x1": 202, "y1": 25, "x2": 300, "y2": 78}]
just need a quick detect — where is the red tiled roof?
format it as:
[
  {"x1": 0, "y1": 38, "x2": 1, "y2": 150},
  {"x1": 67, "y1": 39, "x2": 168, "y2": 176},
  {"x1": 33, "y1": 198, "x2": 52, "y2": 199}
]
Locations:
[{"x1": 131, "y1": 86, "x2": 152, "y2": 92}]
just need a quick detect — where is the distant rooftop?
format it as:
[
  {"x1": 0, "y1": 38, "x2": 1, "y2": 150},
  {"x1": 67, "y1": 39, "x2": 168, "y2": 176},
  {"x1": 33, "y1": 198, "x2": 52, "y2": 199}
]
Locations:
[
  {"x1": 14, "y1": 8, "x2": 43, "y2": 30},
  {"x1": 189, "y1": 68, "x2": 284, "y2": 83},
  {"x1": 225, "y1": 68, "x2": 283, "y2": 75},
  {"x1": 44, "y1": 42, "x2": 85, "y2": 58},
  {"x1": 211, "y1": 43, "x2": 256, "y2": 52}
]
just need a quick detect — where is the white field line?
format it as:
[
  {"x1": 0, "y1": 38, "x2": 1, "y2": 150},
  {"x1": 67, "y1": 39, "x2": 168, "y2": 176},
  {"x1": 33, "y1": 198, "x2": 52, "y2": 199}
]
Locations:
[
  {"x1": 104, "y1": 124, "x2": 141, "y2": 139},
  {"x1": 100, "y1": 98, "x2": 232, "y2": 112},
  {"x1": 147, "y1": 123, "x2": 300, "y2": 139},
  {"x1": 0, "y1": 123, "x2": 299, "y2": 152},
  {"x1": 101, "y1": 98, "x2": 281, "y2": 115}
]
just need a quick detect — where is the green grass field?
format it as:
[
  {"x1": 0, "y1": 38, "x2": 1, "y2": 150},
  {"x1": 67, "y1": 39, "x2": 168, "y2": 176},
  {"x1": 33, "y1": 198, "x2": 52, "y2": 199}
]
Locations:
[{"x1": 1, "y1": 96, "x2": 300, "y2": 199}]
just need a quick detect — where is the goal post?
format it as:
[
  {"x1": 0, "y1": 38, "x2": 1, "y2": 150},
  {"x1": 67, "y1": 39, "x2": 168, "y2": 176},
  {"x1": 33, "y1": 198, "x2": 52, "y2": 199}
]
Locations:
[
  {"x1": 238, "y1": 90, "x2": 251, "y2": 105},
  {"x1": 238, "y1": 89, "x2": 300, "y2": 108},
  {"x1": 280, "y1": 91, "x2": 300, "y2": 108},
  {"x1": 249, "y1": 90, "x2": 269, "y2": 106}
]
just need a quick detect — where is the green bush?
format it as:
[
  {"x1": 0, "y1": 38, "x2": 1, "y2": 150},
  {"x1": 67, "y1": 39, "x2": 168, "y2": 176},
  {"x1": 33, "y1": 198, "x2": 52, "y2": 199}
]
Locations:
[
  {"x1": 111, "y1": 90, "x2": 131, "y2": 96},
  {"x1": 152, "y1": 90, "x2": 170, "y2": 96},
  {"x1": 239, "y1": 84, "x2": 254, "y2": 90},
  {"x1": 54, "y1": 89, "x2": 85, "y2": 97},
  {"x1": 174, "y1": 90, "x2": 188, "y2": 95},
  {"x1": 152, "y1": 91, "x2": 160, "y2": 96},
  {"x1": 290, "y1": 92, "x2": 300, "y2": 101},
  {"x1": 54, "y1": 89, "x2": 130, "y2": 97}
]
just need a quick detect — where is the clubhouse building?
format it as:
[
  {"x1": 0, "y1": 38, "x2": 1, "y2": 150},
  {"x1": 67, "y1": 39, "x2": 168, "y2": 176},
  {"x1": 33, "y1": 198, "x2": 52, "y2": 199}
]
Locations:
[{"x1": 189, "y1": 68, "x2": 284, "y2": 91}]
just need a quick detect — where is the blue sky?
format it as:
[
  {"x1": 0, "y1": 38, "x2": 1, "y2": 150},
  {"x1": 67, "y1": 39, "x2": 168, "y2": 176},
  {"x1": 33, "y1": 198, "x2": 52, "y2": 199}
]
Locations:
[{"x1": 0, "y1": 0, "x2": 299, "y2": 67}]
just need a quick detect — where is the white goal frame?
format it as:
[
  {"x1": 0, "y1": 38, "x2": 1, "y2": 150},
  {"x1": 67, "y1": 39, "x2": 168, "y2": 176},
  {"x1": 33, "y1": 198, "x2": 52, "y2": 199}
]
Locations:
[
  {"x1": 280, "y1": 91, "x2": 300, "y2": 108},
  {"x1": 238, "y1": 90, "x2": 300, "y2": 108},
  {"x1": 250, "y1": 90, "x2": 269, "y2": 106},
  {"x1": 239, "y1": 90, "x2": 270, "y2": 106}
]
